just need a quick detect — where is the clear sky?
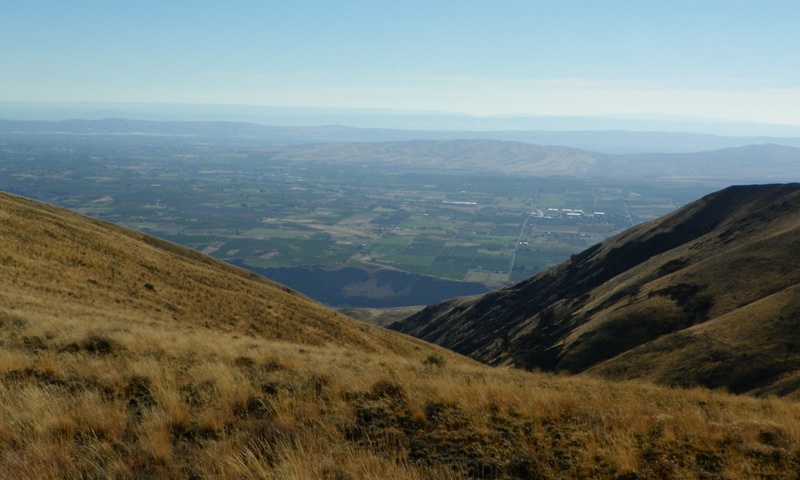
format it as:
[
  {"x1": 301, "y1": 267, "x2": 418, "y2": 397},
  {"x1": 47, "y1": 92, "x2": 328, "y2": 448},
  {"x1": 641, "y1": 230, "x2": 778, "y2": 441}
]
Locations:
[{"x1": 3, "y1": 1, "x2": 800, "y2": 125}]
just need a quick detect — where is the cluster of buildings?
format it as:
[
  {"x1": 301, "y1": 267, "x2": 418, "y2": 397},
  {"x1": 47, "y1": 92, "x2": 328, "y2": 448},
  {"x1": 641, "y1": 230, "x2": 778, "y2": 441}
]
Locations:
[{"x1": 533, "y1": 208, "x2": 605, "y2": 219}]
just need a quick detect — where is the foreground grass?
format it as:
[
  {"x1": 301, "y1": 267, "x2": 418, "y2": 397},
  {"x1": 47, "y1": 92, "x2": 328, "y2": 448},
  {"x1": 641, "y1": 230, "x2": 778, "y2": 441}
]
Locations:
[
  {"x1": 3, "y1": 190, "x2": 800, "y2": 479},
  {"x1": 2, "y1": 313, "x2": 800, "y2": 480}
]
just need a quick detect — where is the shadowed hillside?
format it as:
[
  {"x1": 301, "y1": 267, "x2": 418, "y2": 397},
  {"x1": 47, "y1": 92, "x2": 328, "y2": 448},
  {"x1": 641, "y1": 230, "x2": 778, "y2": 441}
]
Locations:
[
  {"x1": 5, "y1": 190, "x2": 800, "y2": 479},
  {"x1": 391, "y1": 183, "x2": 800, "y2": 396}
]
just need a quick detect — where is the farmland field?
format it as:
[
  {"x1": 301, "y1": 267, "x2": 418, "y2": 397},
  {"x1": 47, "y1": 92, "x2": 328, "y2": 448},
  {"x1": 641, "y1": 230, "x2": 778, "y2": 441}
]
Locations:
[{"x1": 0, "y1": 135, "x2": 714, "y2": 306}]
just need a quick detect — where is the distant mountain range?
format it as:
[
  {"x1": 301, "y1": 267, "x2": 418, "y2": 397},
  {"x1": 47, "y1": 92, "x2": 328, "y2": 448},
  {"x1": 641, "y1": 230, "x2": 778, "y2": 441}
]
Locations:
[
  {"x1": 390, "y1": 183, "x2": 800, "y2": 397},
  {"x1": 261, "y1": 140, "x2": 800, "y2": 184},
  {"x1": 3, "y1": 116, "x2": 800, "y2": 154},
  {"x1": 5, "y1": 102, "x2": 800, "y2": 137},
  {"x1": 2, "y1": 119, "x2": 800, "y2": 184}
]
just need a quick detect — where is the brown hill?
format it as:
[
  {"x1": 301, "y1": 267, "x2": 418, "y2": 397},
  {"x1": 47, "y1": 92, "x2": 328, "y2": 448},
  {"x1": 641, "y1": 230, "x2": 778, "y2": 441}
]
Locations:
[
  {"x1": 0, "y1": 191, "x2": 442, "y2": 355},
  {"x1": 7, "y1": 190, "x2": 800, "y2": 479},
  {"x1": 259, "y1": 140, "x2": 800, "y2": 182},
  {"x1": 263, "y1": 139, "x2": 599, "y2": 176},
  {"x1": 390, "y1": 183, "x2": 800, "y2": 396}
]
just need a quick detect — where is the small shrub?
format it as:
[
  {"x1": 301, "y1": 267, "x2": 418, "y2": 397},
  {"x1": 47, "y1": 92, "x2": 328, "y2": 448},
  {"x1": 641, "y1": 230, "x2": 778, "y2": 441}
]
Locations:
[
  {"x1": 422, "y1": 353, "x2": 446, "y2": 368},
  {"x1": 125, "y1": 376, "x2": 156, "y2": 417},
  {"x1": 81, "y1": 335, "x2": 116, "y2": 355},
  {"x1": 22, "y1": 336, "x2": 48, "y2": 351},
  {"x1": 370, "y1": 379, "x2": 407, "y2": 401}
]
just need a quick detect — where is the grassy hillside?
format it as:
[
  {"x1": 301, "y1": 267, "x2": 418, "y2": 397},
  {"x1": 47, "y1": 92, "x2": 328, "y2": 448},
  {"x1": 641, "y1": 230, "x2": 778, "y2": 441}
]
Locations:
[
  {"x1": 0, "y1": 191, "x2": 439, "y2": 354},
  {"x1": 4, "y1": 191, "x2": 800, "y2": 479},
  {"x1": 391, "y1": 184, "x2": 800, "y2": 397}
]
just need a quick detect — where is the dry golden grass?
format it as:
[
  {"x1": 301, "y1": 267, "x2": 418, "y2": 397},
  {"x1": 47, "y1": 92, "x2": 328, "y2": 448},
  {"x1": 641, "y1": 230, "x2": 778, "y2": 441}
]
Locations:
[
  {"x1": 3, "y1": 191, "x2": 800, "y2": 479},
  {"x1": 0, "y1": 191, "x2": 439, "y2": 357},
  {"x1": 3, "y1": 320, "x2": 800, "y2": 479}
]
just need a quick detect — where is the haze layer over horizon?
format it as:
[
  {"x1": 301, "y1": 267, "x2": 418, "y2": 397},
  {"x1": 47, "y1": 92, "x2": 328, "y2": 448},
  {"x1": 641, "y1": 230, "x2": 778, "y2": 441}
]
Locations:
[{"x1": 3, "y1": 1, "x2": 800, "y2": 127}]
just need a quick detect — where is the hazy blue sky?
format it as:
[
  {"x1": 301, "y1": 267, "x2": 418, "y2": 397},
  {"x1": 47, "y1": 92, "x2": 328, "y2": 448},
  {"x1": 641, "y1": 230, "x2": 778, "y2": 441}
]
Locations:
[{"x1": 3, "y1": 1, "x2": 800, "y2": 125}]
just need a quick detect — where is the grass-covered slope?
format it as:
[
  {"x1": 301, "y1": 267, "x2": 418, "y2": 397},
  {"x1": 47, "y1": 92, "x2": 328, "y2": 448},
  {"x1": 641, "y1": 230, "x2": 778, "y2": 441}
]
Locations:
[
  {"x1": 0, "y1": 191, "x2": 436, "y2": 354},
  {"x1": 391, "y1": 183, "x2": 800, "y2": 396},
  {"x1": 5, "y1": 190, "x2": 800, "y2": 479}
]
